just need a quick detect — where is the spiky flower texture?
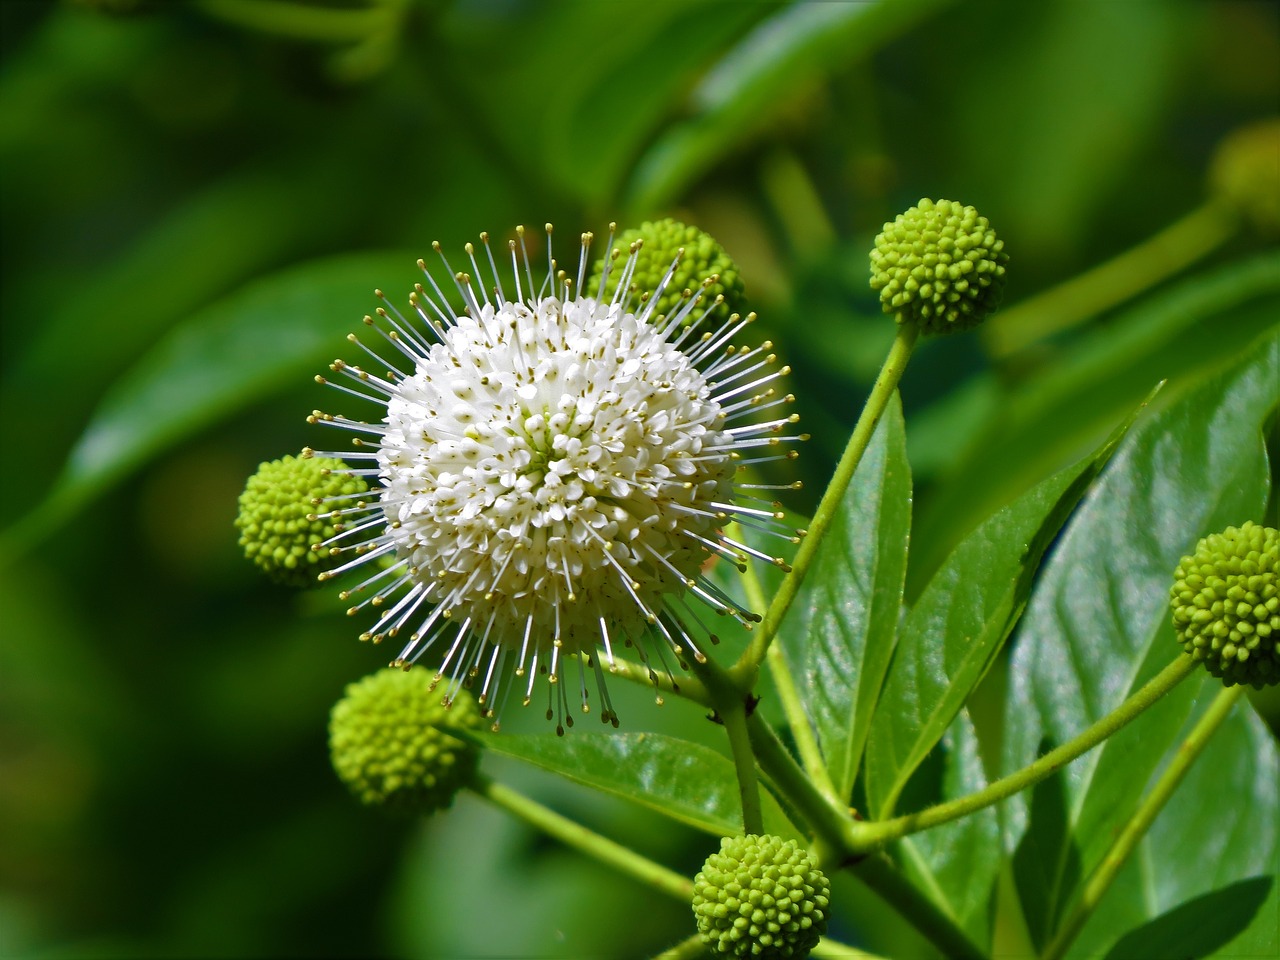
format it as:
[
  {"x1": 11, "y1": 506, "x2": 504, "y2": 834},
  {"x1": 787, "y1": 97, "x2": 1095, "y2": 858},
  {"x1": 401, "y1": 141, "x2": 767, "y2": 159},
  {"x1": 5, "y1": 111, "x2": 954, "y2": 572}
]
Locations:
[
  {"x1": 586, "y1": 219, "x2": 746, "y2": 325},
  {"x1": 309, "y1": 225, "x2": 801, "y2": 731},
  {"x1": 1171, "y1": 521, "x2": 1279, "y2": 688},
  {"x1": 693, "y1": 834, "x2": 830, "y2": 959}
]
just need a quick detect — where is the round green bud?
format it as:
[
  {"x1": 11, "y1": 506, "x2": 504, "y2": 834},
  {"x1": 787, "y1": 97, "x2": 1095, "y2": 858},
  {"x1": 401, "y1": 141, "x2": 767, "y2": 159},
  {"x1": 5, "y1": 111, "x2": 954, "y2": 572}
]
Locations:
[
  {"x1": 329, "y1": 667, "x2": 483, "y2": 814},
  {"x1": 1208, "y1": 117, "x2": 1280, "y2": 236},
  {"x1": 1171, "y1": 521, "x2": 1280, "y2": 689},
  {"x1": 692, "y1": 834, "x2": 830, "y2": 960},
  {"x1": 235, "y1": 453, "x2": 368, "y2": 588},
  {"x1": 870, "y1": 198, "x2": 1008, "y2": 335},
  {"x1": 588, "y1": 219, "x2": 745, "y2": 325}
]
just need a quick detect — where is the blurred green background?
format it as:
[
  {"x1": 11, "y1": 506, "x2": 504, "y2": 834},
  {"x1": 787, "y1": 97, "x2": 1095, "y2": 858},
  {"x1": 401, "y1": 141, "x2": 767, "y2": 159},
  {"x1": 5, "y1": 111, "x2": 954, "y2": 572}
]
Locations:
[{"x1": 1, "y1": 1, "x2": 1276, "y2": 957}]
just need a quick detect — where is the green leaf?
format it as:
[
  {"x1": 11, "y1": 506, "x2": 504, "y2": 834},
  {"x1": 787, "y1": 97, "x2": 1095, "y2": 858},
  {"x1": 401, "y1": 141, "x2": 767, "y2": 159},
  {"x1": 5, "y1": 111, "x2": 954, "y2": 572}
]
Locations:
[
  {"x1": 8, "y1": 156, "x2": 378, "y2": 414},
  {"x1": 624, "y1": 0, "x2": 952, "y2": 211},
  {"x1": 912, "y1": 252, "x2": 1280, "y2": 597},
  {"x1": 864, "y1": 387, "x2": 1157, "y2": 820},
  {"x1": 8, "y1": 251, "x2": 417, "y2": 550},
  {"x1": 898, "y1": 708, "x2": 1001, "y2": 949},
  {"x1": 1000, "y1": 330, "x2": 1278, "y2": 954},
  {"x1": 469, "y1": 731, "x2": 798, "y2": 840},
  {"x1": 1071, "y1": 699, "x2": 1280, "y2": 960},
  {"x1": 778, "y1": 392, "x2": 910, "y2": 801}
]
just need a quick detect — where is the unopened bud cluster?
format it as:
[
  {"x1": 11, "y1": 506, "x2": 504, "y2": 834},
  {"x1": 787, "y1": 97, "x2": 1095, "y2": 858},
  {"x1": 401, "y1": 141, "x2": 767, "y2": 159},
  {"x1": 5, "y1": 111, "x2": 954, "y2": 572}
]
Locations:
[
  {"x1": 1209, "y1": 118, "x2": 1280, "y2": 236},
  {"x1": 329, "y1": 668, "x2": 483, "y2": 814},
  {"x1": 588, "y1": 218, "x2": 745, "y2": 324},
  {"x1": 692, "y1": 834, "x2": 829, "y2": 959},
  {"x1": 235, "y1": 454, "x2": 368, "y2": 588},
  {"x1": 870, "y1": 198, "x2": 1007, "y2": 335},
  {"x1": 1171, "y1": 521, "x2": 1279, "y2": 688}
]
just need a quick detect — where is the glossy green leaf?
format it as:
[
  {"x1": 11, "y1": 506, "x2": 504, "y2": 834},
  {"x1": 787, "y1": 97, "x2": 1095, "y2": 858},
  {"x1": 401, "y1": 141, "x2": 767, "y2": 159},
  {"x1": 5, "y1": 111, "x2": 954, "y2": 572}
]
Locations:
[
  {"x1": 10, "y1": 250, "x2": 417, "y2": 548},
  {"x1": 898, "y1": 708, "x2": 1001, "y2": 949},
  {"x1": 470, "y1": 731, "x2": 798, "y2": 840},
  {"x1": 912, "y1": 252, "x2": 1280, "y2": 597},
  {"x1": 1000, "y1": 330, "x2": 1278, "y2": 954},
  {"x1": 864, "y1": 386, "x2": 1156, "y2": 820},
  {"x1": 1067, "y1": 696, "x2": 1280, "y2": 960},
  {"x1": 778, "y1": 392, "x2": 910, "y2": 801},
  {"x1": 624, "y1": 0, "x2": 952, "y2": 211}
]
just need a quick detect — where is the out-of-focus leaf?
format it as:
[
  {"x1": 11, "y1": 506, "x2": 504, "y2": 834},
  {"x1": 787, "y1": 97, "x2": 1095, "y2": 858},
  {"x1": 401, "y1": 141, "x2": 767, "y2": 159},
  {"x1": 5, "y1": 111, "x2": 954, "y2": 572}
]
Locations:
[
  {"x1": 778, "y1": 393, "x2": 910, "y2": 801},
  {"x1": 905, "y1": 375, "x2": 1000, "y2": 481},
  {"x1": 1001, "y1": 330, "x2": 1278, "y2": 954},
  {"x1": 864, "y1": 386, "x2": 1156, "y2": 820},
  {"x1": 954, "y1": 1, "x2": 1187, "y2": 256},
  {"x1": 898, "y1": 708, "x2": 1001, "y2": 949},
  {"x1": 9, "y1": 251, "x2": 418, "y2": 549},
  {"x1": 393, "y1": 781, "x2": 692, "y2": 960},
  {"x1": 913, "y1": 253, "x2": 1280, "y2": 597},
  {"x1": 9, "y1": 158, "x2": 375, "y2": 408},
  {"x1": 625, "y1": 0, "x2": 952, "y2": 212},
  {"x1": 469, "y1": 731, "x2": 797, "y2": 840},
  {"x1": 437, "y1": 2, "x2": 763, "y2": 209}
]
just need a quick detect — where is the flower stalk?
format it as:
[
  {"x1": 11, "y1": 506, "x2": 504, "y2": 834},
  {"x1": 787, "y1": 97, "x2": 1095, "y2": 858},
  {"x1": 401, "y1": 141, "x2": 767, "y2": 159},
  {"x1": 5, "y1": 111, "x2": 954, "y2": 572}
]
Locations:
[
  {"x1": 851, "y1": 854, "x2": 986, "y2": 960},
  {"x1": 982, "y1": 201, "x2": 1237, "y2": 358},
  {"x1": 750, "y1": 321, "x2": 920, "y2": 658},
  {"x1": 473, "y1": 774, "x2": 694, "y2": 902},
  {"x1": 1040, "y1": 683, "x2": 1244, "y2": 960},
  {"x1": 686, "y1": 653, "x2": 765, "y2": 835},
  {"x1": 848, "y1": 655, "x2": 1198, "y2": 853}
]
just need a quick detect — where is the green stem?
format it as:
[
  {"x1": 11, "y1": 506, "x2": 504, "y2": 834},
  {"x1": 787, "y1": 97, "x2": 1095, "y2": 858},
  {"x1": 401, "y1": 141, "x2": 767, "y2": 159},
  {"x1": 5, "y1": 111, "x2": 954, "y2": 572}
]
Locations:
[
  {"x1": 1041, "y1": 683, "x2": 1243, "y2": 960},
  {"x1": 811, "y1": 938, "x2": 891, "y2": 960},
  {"x1": 983, "y1": 201, "x2": 1238, "y2": 358},
  {"x1": 731, "y1": 523, "x2": 839, "y2": 802},
  {"x1": 765, "y1": 643, "x2": 842, "y2": 803},
  {"x1": 688, "y1": 655, "x2": 764, "y2": 835},
  {"x1": 608, "y1": 654, "x2": 713, "y2": 708},
  {"x1": 748, "y1": 714, "x2": 861, "y2": 853},
  {"x1": 473, "y1": 774, "x2": 693, "y2": 903},
  {"x1": 747, "y1": 716, "x2": 984, "y2": 958},
  {"x1": 852, "y1": 854, "x2": 986, "y2": 960},
  {"x1": 851, "y1": 656, "x2": 1197, "y2": 852},
  {"x1": 756, "y1": 322, "x2": 920, "y2": 652},
  {"x1": 195, "y1": 0, "x2": 390, "y2": 42},
  {"x1": 655, "y1": 933, "x2": 707, "y2": 960}
]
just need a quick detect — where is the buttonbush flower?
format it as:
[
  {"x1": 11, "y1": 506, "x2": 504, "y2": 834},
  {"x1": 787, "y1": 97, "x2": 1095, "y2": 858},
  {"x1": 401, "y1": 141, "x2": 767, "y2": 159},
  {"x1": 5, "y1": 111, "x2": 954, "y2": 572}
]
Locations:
[
  {"x1": 1171, "y1": 521, "x2": 1279, "y2": 688},
  {"x1": 307, "y1": 225, "x2": 802, "y2": 731}
]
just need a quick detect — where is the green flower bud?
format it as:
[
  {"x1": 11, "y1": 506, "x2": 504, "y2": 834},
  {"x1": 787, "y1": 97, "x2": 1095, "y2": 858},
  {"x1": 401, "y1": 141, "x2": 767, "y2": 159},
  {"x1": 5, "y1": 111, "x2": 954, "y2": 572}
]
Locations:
[
  {"x1": 587, "y1": 219, "x2": 745, "y2": 325},
  {"x1": 870, "y1": 198, "x2": 1008, "y2": 335},
  {"x1": 1209, "y1": 117, "x2": 1280, "y2": 236},
  {"x1": 329, "y1": 667, "x2": 483, "y2": 814},
  {"x1": 235, "y1": 453, "x2": 368, "y2": 588},
  {"x1": 1171, "y1": 521, "x2": 1280, "y2": 689},
  {"x1": 692, "y1": 834, "x2": 830, "y2": 960}
]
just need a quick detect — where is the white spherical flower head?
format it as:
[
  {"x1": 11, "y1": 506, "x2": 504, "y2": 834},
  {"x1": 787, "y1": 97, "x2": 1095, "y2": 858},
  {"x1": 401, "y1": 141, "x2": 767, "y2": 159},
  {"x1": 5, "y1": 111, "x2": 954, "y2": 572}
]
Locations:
[{"x1": 307, "y1": 225, "x2": 802, "y2": 732}]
